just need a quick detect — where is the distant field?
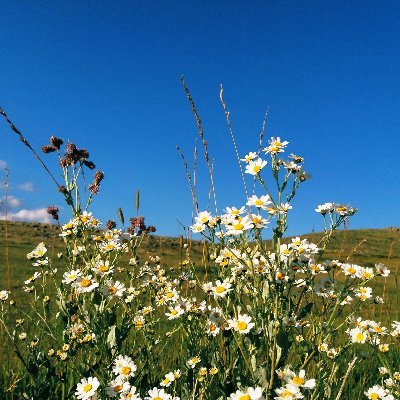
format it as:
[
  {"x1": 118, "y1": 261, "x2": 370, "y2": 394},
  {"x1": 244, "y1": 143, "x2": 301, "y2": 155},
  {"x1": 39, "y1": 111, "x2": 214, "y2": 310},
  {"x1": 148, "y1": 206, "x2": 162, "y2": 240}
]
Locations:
[{"x1": 1, "y1": 221, "x2": 399, "y2": 318}]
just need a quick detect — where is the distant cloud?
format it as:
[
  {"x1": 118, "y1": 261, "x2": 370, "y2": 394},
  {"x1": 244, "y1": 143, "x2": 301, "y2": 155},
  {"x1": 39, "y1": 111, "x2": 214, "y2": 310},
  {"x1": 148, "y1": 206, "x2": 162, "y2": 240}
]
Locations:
[
  {"x1": 18, "y1": 182, "x2": 35, "y2": 192},
  {"x1": 6, "y1": 195, "x2": 22, "y2": 208},
  {"x1": 0, "y1": 160, "x2": 8, "y2": 170},
  {"x1": 0, "y1": 208, "x2": 51, "y2": 223},
  {"x1": 0, "y1": 195, "x2": 22, "y2": 209}
]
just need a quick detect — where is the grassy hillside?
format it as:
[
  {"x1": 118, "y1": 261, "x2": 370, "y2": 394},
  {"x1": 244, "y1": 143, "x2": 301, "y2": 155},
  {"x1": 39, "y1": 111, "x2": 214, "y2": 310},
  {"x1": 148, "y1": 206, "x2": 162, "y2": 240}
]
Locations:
[
  {"x1": 0, "y1": 220, "x2": 399, "y2": 280},
  {"x1": 0, "y1": 221, "x2": 399, "y2": 318}
]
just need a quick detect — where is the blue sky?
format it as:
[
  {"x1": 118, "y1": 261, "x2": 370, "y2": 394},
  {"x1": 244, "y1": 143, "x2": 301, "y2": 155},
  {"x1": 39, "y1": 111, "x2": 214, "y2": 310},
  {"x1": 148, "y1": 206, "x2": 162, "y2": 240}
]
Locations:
[{"x1": 0, "y1": 1, "x2": 399, "y2": 236}]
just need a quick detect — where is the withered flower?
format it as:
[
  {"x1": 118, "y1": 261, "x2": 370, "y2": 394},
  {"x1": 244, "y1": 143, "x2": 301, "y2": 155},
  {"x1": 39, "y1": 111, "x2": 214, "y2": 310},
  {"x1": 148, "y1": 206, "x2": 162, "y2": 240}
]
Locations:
[
  {"x1": 47, "y1": 206, "x2": 59, "y2": 220},
  {"x1": 50, "y1": 136, "x2": 63, "y2": 150}
]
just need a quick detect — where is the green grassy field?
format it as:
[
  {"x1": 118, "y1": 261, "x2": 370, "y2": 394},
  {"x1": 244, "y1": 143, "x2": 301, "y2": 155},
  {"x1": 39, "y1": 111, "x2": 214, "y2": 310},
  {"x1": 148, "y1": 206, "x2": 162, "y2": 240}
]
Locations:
[
  {"x1": 0, "y1": 221, "x2": 399, "y2": 398},
  {"x1": 1, "y1": 221, "x2": 399, "y2": 311}
]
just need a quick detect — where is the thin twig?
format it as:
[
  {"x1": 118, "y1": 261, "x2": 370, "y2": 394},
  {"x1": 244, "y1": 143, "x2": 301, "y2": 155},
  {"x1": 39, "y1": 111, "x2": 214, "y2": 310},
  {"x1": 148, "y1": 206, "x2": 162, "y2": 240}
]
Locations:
[{"x1": 0, "y1": 107, "x2": 60, "y2": 187}]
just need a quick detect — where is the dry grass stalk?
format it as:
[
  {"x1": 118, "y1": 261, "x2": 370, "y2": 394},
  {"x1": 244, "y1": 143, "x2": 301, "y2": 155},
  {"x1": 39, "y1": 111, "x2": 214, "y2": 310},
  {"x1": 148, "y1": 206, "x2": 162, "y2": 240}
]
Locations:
[
  {"x1": 176, "y1": 145, "x2": 199, "y2": 213},
  {"x1": 180, "y1": 76, "x2": 218, "y2": 214},
  {"x1": 219, "y1": 85, "x2": 248, "y2": 200},
  {"x1": 0, "y1": 107, "x2": 60, "y2": 187}
]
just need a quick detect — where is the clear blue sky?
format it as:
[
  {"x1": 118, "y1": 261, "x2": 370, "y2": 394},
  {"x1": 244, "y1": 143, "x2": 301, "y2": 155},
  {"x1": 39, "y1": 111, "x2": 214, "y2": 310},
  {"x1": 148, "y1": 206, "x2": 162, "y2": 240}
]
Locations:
[{"x1": 0, "y1": 1, "x2": 399, "y2": 236}]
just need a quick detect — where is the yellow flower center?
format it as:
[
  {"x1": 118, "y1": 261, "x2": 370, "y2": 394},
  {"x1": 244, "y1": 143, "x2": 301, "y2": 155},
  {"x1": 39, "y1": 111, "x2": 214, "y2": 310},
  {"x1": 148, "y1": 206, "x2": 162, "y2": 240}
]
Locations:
[
  {"x1": 276, "y1": 272, "x2": 286, "y2": 280},
  {"x1": 348, "y1": 267, "x2": 356, "y2": 274},
  {"x1": 215, "y1": 285, "x2": 226, "y2": 293},
  {"x1": 234, "y1": 223, "x2": 244, "y2": 231},
  {"x1": 239, "y1": 395, "x2": 251, "y2": 400},
  {"x1": 201, "y1": 216, "x2": 208, "y2": 223},
  {"x1": 99, "y1": 265, "x2": 109, "y2": 272},
  {"x1": 154, "y1": 397, "x2": 162, "y2": 400},
  {"x1": 237, "y1": 321, "x2": 248, "y2": 331},
  {"x1": 293, "y1": 376, "x2": 305, "y2": 385},
  {"x1": 80, "y1": 278, "x2": 91, "y2": 288},
  {"x1": 83, "y1": 383, "x2": 92, "y2": 393},
  {"x1": 281, "y1": 389, "x2": 294, "y2": 397},
  {"x1": 121, "y1": 366, "x2": 131, "y2": 375},
  {"x1": 108, "y1": 286, "x2": 117, "y2": 295},
  {"x1": 253, "y1": 165, "x2": 262, "y2": 173},
  {"x1": 171, "y1": 310, "x2": 178, "y2": 315},
  {"x1": 135, "y1": 320, "x2": 144, "y2": 328},
  {"x1": 356, "y1": 332, "x2": 365, "y2": 342},
  {"x1": 255, "y1": 199, "x2": 263, "y2": 206},
  {"x1": 114, "y1": 385, "x2": 123, "y2": 392},
  {"x1": 209, "y1": 324, "x2": 217, "y2": 331},
  {"x1": 370, "y1": 394, "x2": 379, "y2": 400}
]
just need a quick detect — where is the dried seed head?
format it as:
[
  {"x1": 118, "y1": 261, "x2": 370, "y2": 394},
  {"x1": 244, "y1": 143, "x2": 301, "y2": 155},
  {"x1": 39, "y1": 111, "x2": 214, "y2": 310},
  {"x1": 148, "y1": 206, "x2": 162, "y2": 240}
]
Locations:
[
  {"x1": 47, "y1": 205, "x2": 59, "y2": 220},
  {"x1": 58, "y1": 185, "x2": 67, "y2": 194},
  {"x1": 93, "y1": 171, "x2": 104, "y2": 185},
  {"x1": 130, "y1": 217, "x2": 145, "y2": 229},
  {"x1": 83, "y1": 160, "x2": 96, "y2": 170},
  {"x1": 78, "y1": 149, "x2": 89, "y2": 159},
  {"x1": 106, "y1": 220, "x2": 116, "y2": 230},
  {"x1": 50, "y1": 136, "x2": 63, "y2": 150},
  {"x1": 89, "y1": 183, "x2": 99, "y2": 194},
  {"x1": 66, "y1": 143, "x2": 77, "y2": 154},
  {"x1": 42, "y1": 145, "x2": 56, "y2": 154}
]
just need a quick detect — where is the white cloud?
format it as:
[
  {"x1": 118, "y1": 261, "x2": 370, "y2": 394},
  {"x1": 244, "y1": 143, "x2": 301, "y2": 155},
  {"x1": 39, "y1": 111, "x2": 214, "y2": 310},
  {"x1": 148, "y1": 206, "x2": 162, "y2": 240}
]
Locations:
[
  {"x1": 18, "y1": 182, "x2": 35, "y2": 192},
  {"x1": 6, "y1": 195, "x2": 22, "y2": 208},
  {"x1": 0, "y1": 160, "x2": 8, "y2": 169},
  {"x1": 0, "y1": 208, "x2": 51, "y2": 223}
]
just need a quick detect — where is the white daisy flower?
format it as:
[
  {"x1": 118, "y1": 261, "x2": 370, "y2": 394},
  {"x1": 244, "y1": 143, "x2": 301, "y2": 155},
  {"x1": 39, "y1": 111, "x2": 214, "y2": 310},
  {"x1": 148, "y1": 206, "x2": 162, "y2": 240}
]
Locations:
[
  {"x1": 102, "y1": 280, "x2": 126, "y2": 297},
  {"x1": 228, "y1": 386, "x2": 264, "y2": 400},
  {"x1": 145, "y1": 387, "x2": 172, "y2": 400},
  {"x1": 245, "y1": 158, "x2": 268, "y2": 175},
  {"x1": 72, "y1": 275, "x2": 99, "y2": 293},
  {"x1": 263, "y1": 137, "x2": 289, "y2": 154},
  {"x1": 92, "y1": 260, "x2": 114, "y2": 276},
  {"x1": 364, "y1": 385, "x2": 387, "y2": 400},
  {"x1": 229, "y1": 313, "x2": 254, "y2": 334},
  {"x1": 246, "y1": 194, "x2": 272, "y2": 210},
  {"x1": 121, "y1": 386, "x2": 142, "y2": 400},
  {"x1": 284, "y1": 369, "x2": 316, "y2": 389},
  {"x1": 165, "y1": 305, "x2": 185, "y2": 320},
  {"x1": 1, "y1": 290, "x2": 11, "y2": 301},
  {"x1": 75, "y1": 376, "x2": 100, "y2": 400},
  {"x1": 349, "y1": 327, "x2": 369, "y2": 344},
  {"x1": 107, "y1": 377, "x2": 131, "y2": 397},
  {"x1": 27, "y1": 242, "x2": 47, "y2": 259},
  {"x1": 112, "y1": 355, "x2": 137, "y2": 379},
  {"x1": 241, "y1": 152, "x2": 258, "y2": 163},
  {"x1": 274, "y1": 384, "x2": 303, "y2": 399},
  {"x1": 210, "y1": 279, "x2": 232, "y2": 298}
]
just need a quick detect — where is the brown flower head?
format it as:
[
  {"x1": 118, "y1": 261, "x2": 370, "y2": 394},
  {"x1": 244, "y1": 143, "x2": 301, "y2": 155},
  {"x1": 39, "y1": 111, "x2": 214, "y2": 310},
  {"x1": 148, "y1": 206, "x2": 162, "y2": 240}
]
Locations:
[
  {"x1": 50, "y1": 136, "x2": 64, "y2": 150},
  {"x1": 106, "y1": 220, "x2": 117, "y2": 230},
  {"x1": 42, "y1": 145, "x2": 56, "y2": 154},
  {"x1": 47, "y1": 206, "x2": 59, "y2": 220}
]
